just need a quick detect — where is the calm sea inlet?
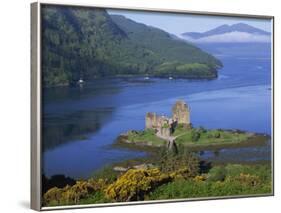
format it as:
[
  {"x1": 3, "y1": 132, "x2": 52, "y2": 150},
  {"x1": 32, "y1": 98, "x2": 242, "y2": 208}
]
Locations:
[{"x1": 43, "y1": 43, "x2": 272, "y2": 179}]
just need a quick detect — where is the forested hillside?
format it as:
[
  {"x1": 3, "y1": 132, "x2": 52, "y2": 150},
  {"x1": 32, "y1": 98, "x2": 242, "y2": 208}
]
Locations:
[{"x1": 42, "y1": 5, "x2": 222, "y2": 87}]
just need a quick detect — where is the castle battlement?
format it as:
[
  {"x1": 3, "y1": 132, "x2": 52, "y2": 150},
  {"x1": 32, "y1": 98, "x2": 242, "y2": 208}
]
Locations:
[{"x1": 145, "y1": 100, "x2": 190, "y2": 138}]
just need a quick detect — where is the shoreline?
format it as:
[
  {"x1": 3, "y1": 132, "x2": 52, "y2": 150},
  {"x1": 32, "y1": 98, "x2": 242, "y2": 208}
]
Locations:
[
  {"x1": 44, "y1": 131, "x2": 271, "y2": 181},
  {"x1": 115, "y1": 129, "x2": 270, "y2": 152},
  {"x1": 43, "y1": 74, "x2": 219, "y2": 88}
]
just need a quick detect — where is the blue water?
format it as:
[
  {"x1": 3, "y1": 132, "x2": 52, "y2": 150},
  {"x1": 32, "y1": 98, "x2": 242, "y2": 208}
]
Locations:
[{"x1": 42, "y1": 43, "x2": 272, "y2": 179}]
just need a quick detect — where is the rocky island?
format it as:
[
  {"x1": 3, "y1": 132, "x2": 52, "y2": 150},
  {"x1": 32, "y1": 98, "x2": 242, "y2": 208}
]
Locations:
[{"x1": 117, "y1": 100, "x2": 269, "y2": 152}]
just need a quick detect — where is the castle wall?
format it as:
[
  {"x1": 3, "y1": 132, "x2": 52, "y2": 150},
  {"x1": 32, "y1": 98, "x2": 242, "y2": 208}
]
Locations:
[
  {"x1": 172, "y1": 100, "x2": 190, "y2": 124},
  {"x1": 145, "y1": 112, "x2": 157, "y2": 129},
  {"x1": 145, "y1": 100, "x2": 190, "y2": 138}
]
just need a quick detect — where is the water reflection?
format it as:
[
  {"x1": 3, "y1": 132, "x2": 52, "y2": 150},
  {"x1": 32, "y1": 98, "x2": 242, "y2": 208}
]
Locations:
[
  {"x1": 199, "y1": 140, "x2": 271, "y2": 163},
  {"x1": 42, "y1": 107, "x2": 115, "y2": 151},
  {"x1": 42, "y1": 79, "x2": 123, "y2": 151}
]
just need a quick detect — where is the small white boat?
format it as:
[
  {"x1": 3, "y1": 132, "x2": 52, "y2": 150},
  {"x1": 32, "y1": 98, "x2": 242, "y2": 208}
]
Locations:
[
  {"x1": 78, "y1": 79, "x2": 84, "y2": 84},
  {"x1": 144, "y1": 76, "x2": 150, "y2": 80},
  {"x1": 169, "y1": 76, "x2": 173, "y2": 80}
]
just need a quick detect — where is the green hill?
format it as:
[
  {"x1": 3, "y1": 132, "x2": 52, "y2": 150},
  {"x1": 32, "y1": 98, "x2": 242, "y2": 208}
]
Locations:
[{"x1": 41, "y1": 5, "x2": 222, "y2": 87}]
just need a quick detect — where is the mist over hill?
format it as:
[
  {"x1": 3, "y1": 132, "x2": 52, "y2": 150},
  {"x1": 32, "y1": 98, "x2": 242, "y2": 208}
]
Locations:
[{"x1": 181, "y1": 23, "x2": 271, "y2": 43}]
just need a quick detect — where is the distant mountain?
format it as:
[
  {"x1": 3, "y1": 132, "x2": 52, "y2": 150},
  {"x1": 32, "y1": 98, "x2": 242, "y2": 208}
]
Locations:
[
  {"x1": 181, "y1": 23, "x2": 271, "y2": 43},
  {"x1": 41, "y1": 5, "x2": 222, "y2": 87}
]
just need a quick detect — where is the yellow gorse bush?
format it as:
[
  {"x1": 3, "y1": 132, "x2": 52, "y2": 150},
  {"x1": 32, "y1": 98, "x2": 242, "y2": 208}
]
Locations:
[
  {"x1": 169, "y1": 166, "x2": 197, "y2": 180},
  {"x1": 193, "y1": 175, "x2": 206, "y2": 182},
  {"x1": 44, "y1": 166, "x2": 201, "y2": 205},
  {"x1": 43, "y1": 187, "x2": 64, "y2": 205},
  {"x1": 43, "y1": 178, "x2": 108, "y2": 206},
  {"x1": 105, "y1": 168, "x2": 171, "y2": 202}
]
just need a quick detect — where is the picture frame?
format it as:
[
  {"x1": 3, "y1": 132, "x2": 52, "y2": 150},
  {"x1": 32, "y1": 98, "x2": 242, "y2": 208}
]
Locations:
[{"x1": 31, "y1": 1, "x2": 274, "y2": 211}]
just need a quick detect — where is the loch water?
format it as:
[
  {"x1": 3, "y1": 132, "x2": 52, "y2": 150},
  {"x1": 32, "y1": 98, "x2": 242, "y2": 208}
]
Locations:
[{"x1": 43, "y1": 43, "x2": 272, "y2": 179}]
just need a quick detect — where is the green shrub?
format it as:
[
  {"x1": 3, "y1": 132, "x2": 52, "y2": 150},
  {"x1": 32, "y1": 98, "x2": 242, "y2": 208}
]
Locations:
[
  {"x1": 79, "y1": 191, "x2": 112, "y2": 204},
  {"x1": 208, "y1": 166, "x2": 227, "y2": 182},
  {"x1": 92, "y1": 166, "x2": 118, "y2": 183},
  {"x1": 207, "y1": 130, "x2": 221, "y2": 138},
  {"x1": 140, "y1": 129, "x2": 155, "y2": 136},
  {"x1": 191, "y1": 129, "x2": 200, "y2": 142},
  {"x1": 226, "y1": 173, "x2": 261, "y2": 187},
  {"x1": 177, "y1": 123, "x2": 185, "y2": 129},
  {"x1": 159, "y1": 151, "x2": 200, "y2": 179},
  {"x1": 149, "y1": 168, "x2": 271, "y2": 200},
  {"x1": 225, "y1": 164, "x2": 272, "y2": 182},
  {"x1": 198, "y1": 126, "x2": 207, "y2": 134}
]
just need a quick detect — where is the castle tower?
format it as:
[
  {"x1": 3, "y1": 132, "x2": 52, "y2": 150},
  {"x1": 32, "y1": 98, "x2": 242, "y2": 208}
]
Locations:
[
  {"x1": 145, "y1": 112, "x2": 157, "y2": 129},
  {"x1": 172, "y1": 100, "x2": 190, "y2": 125}
]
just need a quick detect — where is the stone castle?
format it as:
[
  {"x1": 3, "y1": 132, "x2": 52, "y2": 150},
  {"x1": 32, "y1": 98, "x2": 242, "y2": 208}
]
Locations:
[{"x1": 145, "y1": 100, "x2": 191, "y2": 138}]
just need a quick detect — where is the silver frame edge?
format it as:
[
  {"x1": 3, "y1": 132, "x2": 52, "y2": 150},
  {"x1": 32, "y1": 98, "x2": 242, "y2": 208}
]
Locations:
[
  {"x1": 37, "y1": 0, "x2": 274, "y2": 19},
  {"x1": 31, "y1": 1, "x2": 274, "y2": 211},
  {"x1": 31, "y1": 2, "x2": 42, "y2": 211}
]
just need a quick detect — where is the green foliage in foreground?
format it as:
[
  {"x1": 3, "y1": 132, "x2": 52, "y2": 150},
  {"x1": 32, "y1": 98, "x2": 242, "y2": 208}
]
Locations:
[
  {"x1": 207, "y1": 166, "x2": 227, "y2": 182},
  {"x1": 78, "y1": 191, "x2": 112, "y2": 205},
  {"x1": 43, "y1": 157, "x2": 272, "y2": 206},
  {"x1": 149, "y1": 177, "x2": 271, "y2": 200},
  {"x1": 149, "y1": 164, "x2": 272, "y2": 200},
  {"x1": 41, "y1": 5, "x2": 222, "y2": 86},
  {"x1": 158, "y1": 151, "x2": 200, "y2": 178},
  {"x1": 42, "y1": 142, "x2": 271, "y2": 206}
]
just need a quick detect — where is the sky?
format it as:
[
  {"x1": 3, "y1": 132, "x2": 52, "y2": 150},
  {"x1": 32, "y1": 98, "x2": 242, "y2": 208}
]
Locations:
[{"x1": 107, "y1": 9, "x2": 272, "y2": 37}]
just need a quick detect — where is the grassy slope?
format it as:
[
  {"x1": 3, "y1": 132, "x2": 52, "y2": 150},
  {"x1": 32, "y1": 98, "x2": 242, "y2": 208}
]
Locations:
[
  {"x1": 79, "y1": 164, "x2": 271, "y2": 204},
  {"x1": 42, "y1": 148, "x2": 272, "y2": 206},
  {"x1": 174, "y1": 127, "x2": 250, "y2": 146},
  {"x1": 149, "y1": 164, "x2": 272, "y2": 200},
  {"x1": 127, "y1": 129, "x2": 166, "y2": 146}
]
